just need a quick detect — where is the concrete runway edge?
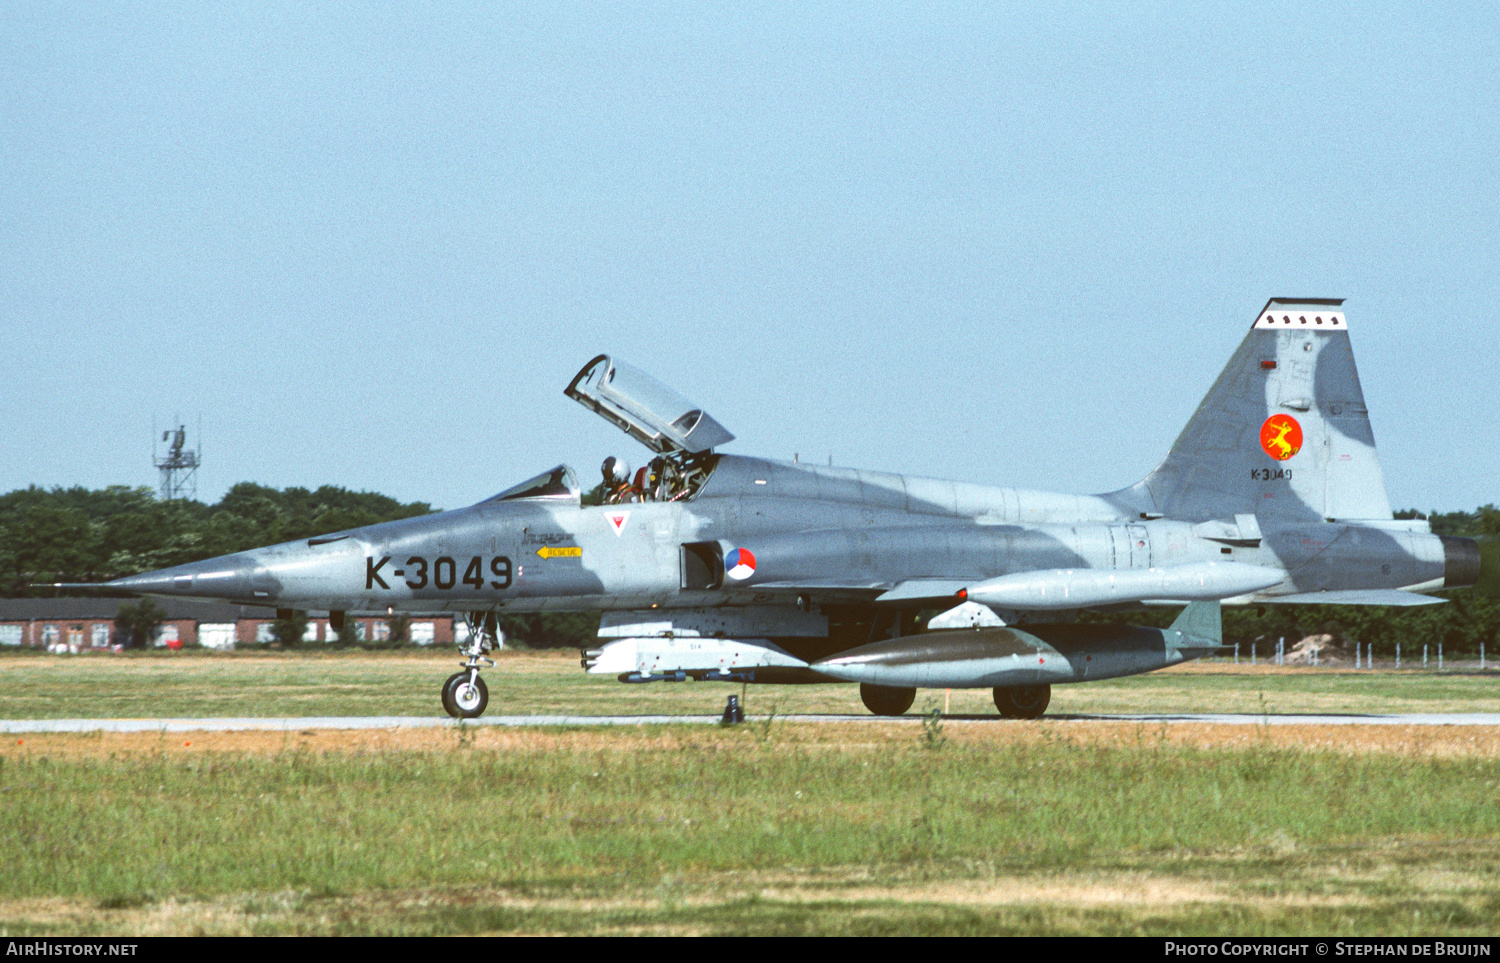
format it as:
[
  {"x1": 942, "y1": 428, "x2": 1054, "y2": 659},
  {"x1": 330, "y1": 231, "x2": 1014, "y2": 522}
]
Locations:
[{"x1": 3, "y1": 712, "x2": 1500, "y2": 733}]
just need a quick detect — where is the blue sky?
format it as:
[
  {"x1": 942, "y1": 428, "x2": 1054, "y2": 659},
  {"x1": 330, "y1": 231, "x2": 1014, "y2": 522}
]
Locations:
[{"x1": 3, "y1": 2, "x2": 1496, "y2": 512}]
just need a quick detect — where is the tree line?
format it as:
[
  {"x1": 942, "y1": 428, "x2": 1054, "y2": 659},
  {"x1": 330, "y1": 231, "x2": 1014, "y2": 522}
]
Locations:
[
  {"x1": 0, "y1": 483, "x2": 435, "y2": 592},
  {"x1": 3, "y1": 484, "x2": 1496, "y2": 654}
]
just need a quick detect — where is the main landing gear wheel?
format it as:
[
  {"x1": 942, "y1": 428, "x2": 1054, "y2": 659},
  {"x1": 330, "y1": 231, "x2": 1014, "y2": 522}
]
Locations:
[
  {"x1": 860, "y1": 683, "x2": 917, "y2": 717},
  {"x1": 993, "y1": 684, "x2": 1050, "y2": 719},
  {"x1": 442, "y1": 671, "x2": 489, "y2": 719}
]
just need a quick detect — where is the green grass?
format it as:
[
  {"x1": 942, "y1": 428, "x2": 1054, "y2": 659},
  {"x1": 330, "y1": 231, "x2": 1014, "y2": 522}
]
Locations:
[
  {"x1": 0, "y1": 650, "x2": 453, "y2": 719},
  {"x1": 1049, "y1": 665, "x2": 1500, "y2": 717},
  {"x1": 1, "y1": 649, "x2": 1498, "y2": 720},
  {"x1": 2, "y1": 650, "x2": 1497, "y2": 934},
  {"x1": 1, "y1": 731, "x2": 1498, "y2": 935}
]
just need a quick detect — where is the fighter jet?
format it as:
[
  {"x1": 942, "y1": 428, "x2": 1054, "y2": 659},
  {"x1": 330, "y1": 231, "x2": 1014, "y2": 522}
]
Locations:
[{"x1": 92, "y1": 299, "x2": 1482, "y2": 719}]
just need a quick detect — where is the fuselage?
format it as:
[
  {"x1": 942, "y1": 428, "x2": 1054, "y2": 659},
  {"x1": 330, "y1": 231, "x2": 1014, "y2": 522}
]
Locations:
[{"x1": 107, "y1": 453, "x2": 1462, "y2": 621}]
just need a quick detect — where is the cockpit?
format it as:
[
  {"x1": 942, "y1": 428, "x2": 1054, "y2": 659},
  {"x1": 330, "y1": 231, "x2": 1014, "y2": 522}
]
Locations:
[
  {"x1": 483, "y1": 356, "x2": 732, "y2": 508},
  {"x1": 598, "y1": 451, "x2": 720, "y2": 504},
  {"x1": 566, "y1": 355, "x2": 731, "y2": 504},
  {"x1": 482, "y1": 452, "x2": 719, "y2": 509}
]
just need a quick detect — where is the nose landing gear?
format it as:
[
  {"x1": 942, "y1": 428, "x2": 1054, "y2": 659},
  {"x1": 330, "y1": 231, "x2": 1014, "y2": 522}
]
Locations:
[
  {"x1": 442, "y1": 611, "x2": 501, "y2": 719},
  {"x1": 442, "y1": 670, "x2": 489, "y2": 718}
]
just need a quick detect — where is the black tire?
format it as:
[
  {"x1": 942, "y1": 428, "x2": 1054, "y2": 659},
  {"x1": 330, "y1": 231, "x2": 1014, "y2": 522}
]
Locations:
[
  {"x1": 993, "y1": 684, "x2": 1050, "y2": 719},
  {"x1": 442, "y1": 671, "x2": 489, "y2": 719},
  {"x1": 860, "y1": 683, "x2": 916, "y2": 716},
  {"x1": 441, "y1": 671, "x2": 464, "y2": 717}
]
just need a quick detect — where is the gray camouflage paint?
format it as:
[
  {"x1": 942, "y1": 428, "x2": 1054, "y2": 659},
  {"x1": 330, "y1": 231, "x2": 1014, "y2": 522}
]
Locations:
[{"x1": 102, "y1": 299, "x2": 1479, "y2": 697}]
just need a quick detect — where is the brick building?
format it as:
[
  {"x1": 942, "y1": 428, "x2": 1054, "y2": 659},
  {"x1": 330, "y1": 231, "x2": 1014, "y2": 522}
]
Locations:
[{"x1": 0, "y1": 599, "x2": 456, "y2": 651}]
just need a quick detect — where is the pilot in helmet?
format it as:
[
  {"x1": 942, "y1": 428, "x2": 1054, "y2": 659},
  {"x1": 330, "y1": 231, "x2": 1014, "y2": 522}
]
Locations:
[{"x1": 601, "y1": 456, "x2": 632, "y2": 504}]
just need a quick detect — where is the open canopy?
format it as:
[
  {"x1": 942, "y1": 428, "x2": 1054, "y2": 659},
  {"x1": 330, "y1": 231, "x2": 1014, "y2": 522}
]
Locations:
[{"x1": 565, "y1": 355, "x2": 735, "y2": 454}]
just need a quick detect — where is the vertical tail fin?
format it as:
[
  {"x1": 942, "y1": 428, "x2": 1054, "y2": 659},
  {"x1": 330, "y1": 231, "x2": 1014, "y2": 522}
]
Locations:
[{"x1": 1121, "y1": 299, "x2": 1393, "y2": 523}]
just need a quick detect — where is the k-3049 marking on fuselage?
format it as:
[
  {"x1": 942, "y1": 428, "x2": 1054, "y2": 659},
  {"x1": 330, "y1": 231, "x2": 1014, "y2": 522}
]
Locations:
[{"x1": 366, "y1": 555, "x2": 514, "y2": 591}]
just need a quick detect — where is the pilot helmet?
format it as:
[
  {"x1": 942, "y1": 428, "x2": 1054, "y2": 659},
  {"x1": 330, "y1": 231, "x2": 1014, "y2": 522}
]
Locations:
[{"x1": 602, "y1": 456, "x2": 632, "y2": 485}]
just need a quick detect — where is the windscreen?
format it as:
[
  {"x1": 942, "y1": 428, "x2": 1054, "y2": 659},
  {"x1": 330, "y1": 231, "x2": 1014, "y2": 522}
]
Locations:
[{"x1": 486, "y1": 464, "x2": 579, "y2": 502}]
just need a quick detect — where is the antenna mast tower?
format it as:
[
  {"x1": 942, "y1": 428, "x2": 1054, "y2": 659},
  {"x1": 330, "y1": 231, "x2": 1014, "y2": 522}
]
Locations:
[{"x1": 155, "y1": 424, "x2": 201, "y2": 502}]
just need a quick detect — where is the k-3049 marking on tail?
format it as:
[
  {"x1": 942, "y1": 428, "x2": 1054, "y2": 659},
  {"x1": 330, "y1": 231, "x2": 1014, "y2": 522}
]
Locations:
[{"x1": 82, "y1": 299, "x2": 1482, "y2": 719}]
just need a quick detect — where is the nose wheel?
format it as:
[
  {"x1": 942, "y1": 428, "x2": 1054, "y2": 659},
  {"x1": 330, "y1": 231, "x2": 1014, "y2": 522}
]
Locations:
[
  {"x1": 441, "y1": 611, "x2": 500, "y2": 719},
  {"x1": 442, "y1": 670, "x2": 489, "y2": 718}
]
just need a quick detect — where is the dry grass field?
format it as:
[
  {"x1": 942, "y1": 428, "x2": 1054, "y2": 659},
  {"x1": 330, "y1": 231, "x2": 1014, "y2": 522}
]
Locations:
[{"x1": 1, "y1": 649, "x2": 1497, "y2": 936}]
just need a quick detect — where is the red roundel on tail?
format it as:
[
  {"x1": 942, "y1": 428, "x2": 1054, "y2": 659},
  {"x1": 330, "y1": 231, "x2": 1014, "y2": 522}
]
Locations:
[{"x1": 1260, "y1": 414, "x2": 1303, "y2": 461}]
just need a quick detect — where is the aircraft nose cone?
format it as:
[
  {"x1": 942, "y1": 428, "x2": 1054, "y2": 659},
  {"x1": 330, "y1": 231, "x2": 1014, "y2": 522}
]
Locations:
[{"x1": 106, "y1": 554, "x2": 275, "y2": 602}]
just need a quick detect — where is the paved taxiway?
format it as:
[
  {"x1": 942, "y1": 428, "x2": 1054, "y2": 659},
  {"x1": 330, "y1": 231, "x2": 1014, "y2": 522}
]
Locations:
[{"x1": 3, "y1": 713, "x2": 1500, "y2": 733}]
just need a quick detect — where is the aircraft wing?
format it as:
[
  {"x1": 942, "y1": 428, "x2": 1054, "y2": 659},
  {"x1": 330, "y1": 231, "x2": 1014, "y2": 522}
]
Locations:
[
  {"x1": 750, "y1": 563, "x2": 1289, "y2": 610},
  {"x1": 1256, "y1": 590, "x2": 1446, "y2": 606},
  {"x1": 741, "y1": 579, "x2": 977, "y2": 605},
  {"x1": 873, "y1": 580, "x2": 972, "y2": 603}
]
